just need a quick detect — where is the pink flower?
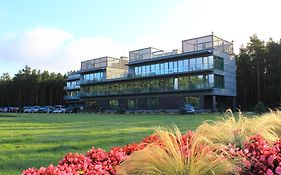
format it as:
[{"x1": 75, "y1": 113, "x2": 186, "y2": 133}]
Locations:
[{"x1": 276, "y1": 166, "x2": 281, "y2": 175}]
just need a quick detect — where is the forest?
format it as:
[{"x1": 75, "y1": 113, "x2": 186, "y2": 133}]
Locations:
[
  {"x1": 236, "y1": 35, "x2": 281, "y2": 109},
  {"x1": 0, "y1": 66, "x2": 65, "y2": 106}
]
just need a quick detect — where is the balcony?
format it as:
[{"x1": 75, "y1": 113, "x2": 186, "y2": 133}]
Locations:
[
  {"x1": 64, "y1": 96, "x2": 80, "y2": 100},
  {"x1": 64, "y1": 85, "x2": 81, "y2": 90},
  {"x1": 67, "y1": 73, "x2": 80, "y2": 80},
  {"x1": 182, "y1": 35, "x2": 233, "y2": 54},
  {"x1": 80, "y1": 79, "x2": 104, "y2": 85},
  {"x1": 80, "y1": 83, "x2": 214, "y2": 97}
]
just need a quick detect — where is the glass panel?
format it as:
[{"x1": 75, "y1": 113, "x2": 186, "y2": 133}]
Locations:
[
  {"x1": 151, "y1": 64, "x2": 156, "y2": 75},
  {"x1": 178, "y1": 60, "x2": 184, "y2": 72},
  {"x1": 208, "y1": 56, "x2": 213, "y2": 68},
  {"x1": 142, "y1": 66, "x2": 145, "y2": 76},
  {"x1": 147, "y1": 98, "x2": 159, "y2": 110},
  {"x1": 196, "y1": 57, "x2": 202, "y2": 70},
  {"x1": 189, "y1": 59, "x2": 195, "y2": 71},
  {"x1": 155, "y1": 64, "x2": 160, "y2": 75},
  {"x1": 169, "y1": 62, "x2": 174, "y2": 73},
  {"x1": 203, "y1": 57, "x2": 208, "y2": 69},
  {"x1": 109, "y1": 100, "x2": 118, "y2": 110},
  {"x1": 160, "y1": 63, "x2": 164, "y2": 74},
  {"x1": 164, "y1": 62, "x2": 168, "y2": 74},
  {"x1": 173, "y1": 61, "x2": 178, "y2": 73},
  {"x1": 174, "y1": 78, "x2": 179, "y2": 90},
  {"x1": 184, "y1": 59, "x2": 189, "y2": 72}
]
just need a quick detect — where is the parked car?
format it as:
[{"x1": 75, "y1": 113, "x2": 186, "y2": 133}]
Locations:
[
  {"x1": 52, "y1": 105, "x2": 66, "y2": 113},
  {"x1": 65, "y1": 106, "x2": 79, "y2": 113},
  {"x1": 30, "y1": 106, "x2": 40, "y2": 113},
  {"x1": 23, "y1": 106, "x2": 33, "y2": 113},
  {"x1": 9, "y1": 107, "x2": 19, "y2": 113},
  {"x1": 182, "y1": 104, "x2": 195, "y2": 114},
  {"x1": 38, "y1": 106, "x2": 54, "y2": 113},
  {"x1": 0, "y1": 107, "x2": 6, "y2": 112}
]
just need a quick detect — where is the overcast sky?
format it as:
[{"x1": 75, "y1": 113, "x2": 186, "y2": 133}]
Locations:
[{"x1": 0, "y1": 0, "x2": 280, "y2": 76}]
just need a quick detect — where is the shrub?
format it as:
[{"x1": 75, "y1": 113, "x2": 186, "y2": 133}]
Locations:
[
  {"x1": 117, "y1": 128, "x2": 239, "y2": 175},
  {"x1": 195, "y1": 109, "x2": 281, "y2": 148}
]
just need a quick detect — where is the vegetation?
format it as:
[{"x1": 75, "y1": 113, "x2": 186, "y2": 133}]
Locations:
[
  {"x1": 0, "y1": 112, "x2": 217, "y2": 175},
  {"x1": 0, "y1": 65, "x2": 65, "y2": 107},
  {"x1": 236, "y1": 35, "x2": 281, "y2": 110},
  {"x1": 20, "y1": 110, "x2": 281, "y2": 175}
]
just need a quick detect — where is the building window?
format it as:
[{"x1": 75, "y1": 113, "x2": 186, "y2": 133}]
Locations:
[
  {"x1": 214, "y1": 75, "x2": 224, "y2": 88},
  {"x1": 174, "y1": 78, "x2": 179, "y2": 90},
  {"x1": 189, "y1": 58, "x2": 196, "y2": 71},
  {"x1": 214, "y1": 56, "x2": 224, "y2": 70},
  {"x1": 127, "y1": 99, "x2": 138, "y2": 110},
  {"x1": 109, "y1": 99, "x2": 118, "y2": 110},
  {"x1": 147, "y1": 98, "x2": 159, "y2": 110}
]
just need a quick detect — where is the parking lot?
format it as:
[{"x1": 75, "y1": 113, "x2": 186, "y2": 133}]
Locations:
[{"x1": 0, "y1": 105, "x2": 80, "y2": 113}]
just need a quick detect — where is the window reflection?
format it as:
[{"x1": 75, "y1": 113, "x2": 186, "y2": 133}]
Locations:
[
  {"x1": 133, "y1": 55, "x2": 223, "y2": 78},
  {"x1": 82, "y1": 72, "x2": 104, "y2": 83},
  {"x1": 80, "y1": 73, "x2": 222, "y2": 97}
]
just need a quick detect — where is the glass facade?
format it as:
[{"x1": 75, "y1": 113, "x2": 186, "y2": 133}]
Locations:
[
  {"x1": 65, "y1": 90, "x2": 80, "y2": 100},
  {"x1": 109, "y1": 100, "x2": 118, "y2": 110},
  {"x1": 214, "y1": 75, "x2": 224, "y2": 88},
  {"x1": 82, "y1": 72, "x2": 105, "y2": 83},
  {"x1": 127, "y1": 99, "x2": 138, "y2": 110},
  {"x1": 67, "y1": 80, "x2": 80, "y2": 89},
  {"x1": 80, "y1": 73, "x2": 224, "y2": 97},
  {"x1": 147, "y1": 98, "x2": 159, "y2": 110},
  {"x1": 133, "y1": 56, "x2": 224, "y2": 77}
]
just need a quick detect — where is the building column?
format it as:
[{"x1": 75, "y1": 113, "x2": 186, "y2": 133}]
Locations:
[{"x1": 212, "y1": 95, "x2": 217, "y2": 112}]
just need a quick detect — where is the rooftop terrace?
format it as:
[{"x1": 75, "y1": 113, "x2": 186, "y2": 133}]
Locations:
[{"x1": 129, "y1": 34, "x2": 233, "y2": 63}]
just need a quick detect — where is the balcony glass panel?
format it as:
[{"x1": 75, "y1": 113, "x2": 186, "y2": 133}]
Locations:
[
  {"x1": 132, "y1": 55, "x2": 220, "y2": 78},
  {"x1": 80, "y1": 73, "x2": 216, "y2": 97}
]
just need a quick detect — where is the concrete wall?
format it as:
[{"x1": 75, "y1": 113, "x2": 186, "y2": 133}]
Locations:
[{"x1": 106, "y1": 67, "x2": 128, "y2": 79}]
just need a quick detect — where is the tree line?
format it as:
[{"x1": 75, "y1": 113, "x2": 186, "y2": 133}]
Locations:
[
  {"x1": 0, "y1": 34, "x2": 281, "y2": 109},
  {"x1": 236, "y1": 35, "x2": 281, "y2": 110},
  {"x1": 0, "y1": 66, "x2": 66, "y2": 107}
]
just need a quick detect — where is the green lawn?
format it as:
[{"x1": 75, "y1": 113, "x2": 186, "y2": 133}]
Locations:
[{"x1": 0, "y1": 112, "x2": 222, "y2": 175}]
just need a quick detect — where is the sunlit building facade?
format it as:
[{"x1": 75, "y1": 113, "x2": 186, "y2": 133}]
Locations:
[{"x1": 65, "y1": 34, "x2": 236, "y2": 112}]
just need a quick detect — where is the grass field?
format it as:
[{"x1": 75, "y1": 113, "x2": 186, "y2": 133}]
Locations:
[{"x1": 0, "y1": 112, "x2": 222, "y2": 175}]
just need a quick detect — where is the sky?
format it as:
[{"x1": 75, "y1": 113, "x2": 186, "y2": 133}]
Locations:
[{"x1": 0, "y1": 0, "x2": 281, "y2": 76}]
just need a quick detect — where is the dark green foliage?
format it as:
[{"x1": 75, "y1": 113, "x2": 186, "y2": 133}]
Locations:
[
  {"x1": 236, "y1": 35, "x2": 281, "y2": 110},
  {"x1": 0, "y1": 65, "x2": 66, "y2": 107}
]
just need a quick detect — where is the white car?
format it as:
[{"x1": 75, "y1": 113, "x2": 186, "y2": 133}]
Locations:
[
  {"x1": 52, "y1": 105, "x2": 66, "y2": 113},
  {"x1": 23, "y1": 107, "x2": 33, "y2": 113}
]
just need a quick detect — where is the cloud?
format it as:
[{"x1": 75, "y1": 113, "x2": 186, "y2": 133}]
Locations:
[
  {"x1": 0, "y1": 27, "x2": 72, "y2": 61},
  {"x1": 0, "y1": 28, "x2": 127, "y2": 74}
]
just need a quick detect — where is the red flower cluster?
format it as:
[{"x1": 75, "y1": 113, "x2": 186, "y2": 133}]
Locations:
[
  {"x1": 22, "y1": 132, "x2": 192, "y2": 175},
  {"x1": 225, "y1": 135, "x2": 281, "y2": 175},
  {"x1": 241, "y1": 135, "x2": 281, "y2": 175},
  {"x1": 23, "y1": 131, "x2": 281, "y2": 175}
]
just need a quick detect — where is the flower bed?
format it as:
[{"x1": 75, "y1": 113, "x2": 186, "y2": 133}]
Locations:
[{"x1": 23, "y1": 110, "x2": 281, "y2": 175}]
